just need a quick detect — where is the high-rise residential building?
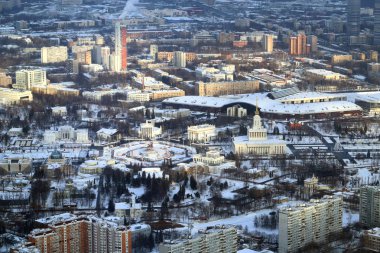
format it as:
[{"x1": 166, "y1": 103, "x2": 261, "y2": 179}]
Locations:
[
  {"x1": 150, "y1": 44, "x2": 158, "y2": 60},
  {"x1": 109, "y1": 52, "x2": 121, "y2": 72},
  {"x1": 289, "y1": 33, "x2": 308, "y2": 56},
  {"x1": 27, "y1": 213, "x2": 150, "y2": 253},
  {"x1": 278, "y1": 196, "x2": 343, "y2": 253},
  {"x1": 374, "y1": 0, "x2": 380, "y2": 45},
  {"x1": 115, "y1": 21, "x2": 128, "y2": 72},
  {"x1": 41, "y1": 46, "x2": 68, "y2": 63},
  {"x1": 360, "y1": 186, "x2": 380, "y2": 228},
  {"x1": 159, "y1": 227, "x2": 237, "y2": 253},
  {"x1": 289, "y1": 37, "x2": 297, "y2": 55},
  {"x1": 263, "y1": 34, "x2": 273, "y2": 53},
  {"x1": 347, "y1": 0, "x2": 361, "y2": 36},
  {"x1": 74, "y1": 50, "x2": 92, "y2": 65},
  {"x1": 307, "y1": 35, "x2": 318, "y2": 53},
  {"x1": 173, "y1": 51, "x2": 186, "y2": 68},
  {"x1": 93, "y1": 46, "x2": 110, "y2": 68},
  {"x1": 370, "y1": 50, "x2": 379, "y2": 62},
  {"x1": 14, "y1": 69, "x2": 47, "y2": 90}
]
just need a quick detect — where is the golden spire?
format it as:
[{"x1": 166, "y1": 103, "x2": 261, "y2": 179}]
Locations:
[{"x1": 255, "y1": 97, "x2": 259, "y2": 115}]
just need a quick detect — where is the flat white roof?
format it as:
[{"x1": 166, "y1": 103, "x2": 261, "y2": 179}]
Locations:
[{"x1": 164, "y1": 92, "x2": 362, "y2": 115}]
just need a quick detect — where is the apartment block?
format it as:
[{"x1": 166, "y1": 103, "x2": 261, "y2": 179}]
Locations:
[
  {"x1": 41, "y1": 46, "x2": 68, "y2": 63},
  {"x1": 14, "y1": 69, "x2": 47, "y2": 90},
  {"x1": 360, "y1": 186, "x2": 380, "y2": 228},
  {"x1": 159, "y1": 227, "x2": 237, "y2": 253},
  {"x1": 28, "y1": 213, "x2": 148, "y2": 253},
  {"x1": 363, "y1": 228, "x2": 380, "y2": 252},
  {"x1": 0, "y1": 72, "x2": 12, "y2": 87},
  {"x1": 278, "y1": 196, "x2": 343, "y2": 253},
  {"x1": 196, "y1": 80, "x2": 259, "y2": 96}
]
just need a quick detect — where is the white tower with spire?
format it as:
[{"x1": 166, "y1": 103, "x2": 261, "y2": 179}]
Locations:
[
  {"x1": 248, "y1": 100, "x2": 268, "y2": 141},
  {"x1": 233, "y1": 97, "x2": 286, "y2": 156}
]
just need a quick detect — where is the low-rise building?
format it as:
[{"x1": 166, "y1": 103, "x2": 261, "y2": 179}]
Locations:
[
  {"x1": 227, "y1": 105, "x2": 247, "y2": 118},
  {"x1": 115, "y1": 195, "x2": 143, "y2": 220},
  {"x1": 43, "y1": 126, "x2": 89, "y2": 144},
  {"x1": 97, "y1": 128, "x2": 121, "y2": 142},
  {"x1": 0, "y1": 88, "x2": 33, "y2": 105},
  {"x1": 52, "y1": 106, "x2": 67, "y2": 117},
  {"x1": 363, "y1": 228, "x2": 380, "y2": 252},
  {"x1": 193, "y1": 150, "x2": 225, "y2": 166},
  {"x1": 0, "y1": 157, "x2": 32, "y2": 174},
  {"x1": 305, "y1": 69, "x2": 347, "y2": 81},
  {"x1": 139, "y1": 120, "x2": 162, "y2": 139},
  {"x1": 188, "y1": 124, "x2": 216, "y2": 143}
]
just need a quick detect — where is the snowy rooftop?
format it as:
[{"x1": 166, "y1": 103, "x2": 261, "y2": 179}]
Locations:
[
  {"x1": 348, "y1": 91, "x2": 380, "y2": 103},
  {"x1": 97, "y1": 128, "x2": 118, "y2": 135},
  {"x1": 36, "y1": 213, "x2": 77, "y2": 225},
  {"x1": 277, "y1": 92, "x2": 345, "y2": 101},
  {"x1": 163, "y1": 92, "x2": 362, "y2": 115},
  {"x1": 366, "y1": 227, "x2": 380, "y2": 237}
]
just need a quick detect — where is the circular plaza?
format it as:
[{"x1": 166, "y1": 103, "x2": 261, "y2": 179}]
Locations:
[{"x1": 113, "y1": 141, "x2": 195, "y2": 166}]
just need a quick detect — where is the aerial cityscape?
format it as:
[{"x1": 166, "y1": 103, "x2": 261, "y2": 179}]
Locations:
[{"x1": 1, "y1": 0, "x2": 380, "y2": 252}]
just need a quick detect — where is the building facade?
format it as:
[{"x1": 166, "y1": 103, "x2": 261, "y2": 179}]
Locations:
[
  {"x1": 375, "y1": 0, "x2": 380, "y2": 46},
  {"x1": 14, "y1": 69, "x2": 47, "y2": 90},
  {"x1": 360, "y1": 186, "x2": 380, "y2": 228},
  {"x1": 278, "y1": 196, "x2": 343, "y2": 253},
  {"x1": 363, "y1": 228, "x2": 380, "y2": 252},
  {"x1": 188, "y1": 124, "x2": 216, "y2": 143},
  {"x1": 233, "y1": 107, "x2": 286, "y2": 156},
  {"x1": 0, "y1": 87, "x2": 33, "y2": 104},
  {"x1": 115, "y1": 21, "x2": 128, "y2": 71},
  {"x1": 28, "y1": 214, "x2": 140, "y2": 253},
  {"x1": 41, "y1": 46, "x2": 68, "y2": 63},
  {"x1": 139, "y1": 120, "x2": 162, "y2": 139},
  {"x1": 173, "y1": 51, "x2": 186, "y2": 68},
  {"x1": 159, "y1": 227, "x2": 237, "y2": 253},
  {"x1": 289, "y1": 33, "x2": 308, "y2": 56},
  {"x1": 263, "y1": 34, "x2": 273, "y2": 53},
  {"x1": 0, "y1": 72, "x2": 12, "y2": 87},
  {"x1": 196, "y1": 80, "x2": 259, "y2": 96},
  {"x1": 347, "y1": 0, "x2": 361, "y2": 36}
]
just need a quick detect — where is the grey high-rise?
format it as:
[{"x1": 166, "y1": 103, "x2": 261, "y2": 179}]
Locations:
[
  {"x1": 347, "y1": 0, "x2": 361, "y2": 36},
  {"x1": 374, "y1": 0, "x2": 380, "y2": 45},
  {"x1": 360, "y1": 186, "x2": 380, "y2": 228}
]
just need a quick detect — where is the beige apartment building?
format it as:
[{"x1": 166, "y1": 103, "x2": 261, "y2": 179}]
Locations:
[
  {"x1": 159, "y1": 227, "x2": 237, "y2": 253},
  {"x1": 363, "y1": 228, "x2": 380, "y2": 252},
  {"x1": 41, "y1": 46, "x2": 68, "y2": 63},
  {"x1": 0, "y1": 72, "x2": 12, "y2": 87},
  {"x1": 278, "y1": 196, "x2": 343, "y2": 253},
  {"x1": 195, "y1": 80, "x2": 259, "y2": 96},
  {"x1": 14, "y1": 69, "x2": 47, "y2": 90},
  {"x1": 149, "y1": 88, "x2": 185, "y2": 101}
]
